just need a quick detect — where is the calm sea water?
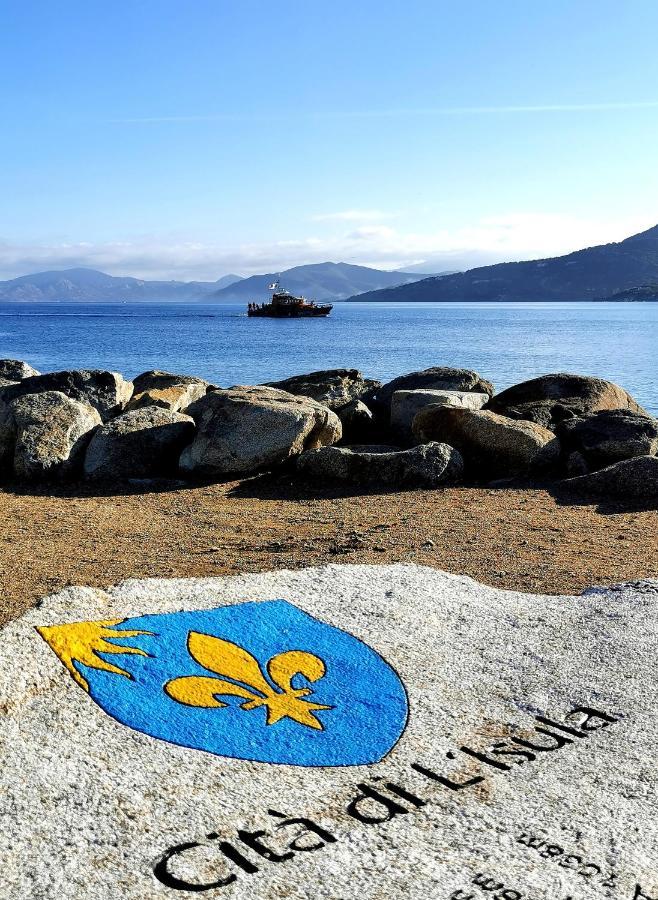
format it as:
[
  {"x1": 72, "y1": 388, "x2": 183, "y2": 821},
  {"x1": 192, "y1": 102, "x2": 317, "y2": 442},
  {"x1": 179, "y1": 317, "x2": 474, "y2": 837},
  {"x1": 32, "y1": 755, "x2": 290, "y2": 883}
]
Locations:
[{"x1": 0, "y1": 301, "x2": 656, "y2": 413}]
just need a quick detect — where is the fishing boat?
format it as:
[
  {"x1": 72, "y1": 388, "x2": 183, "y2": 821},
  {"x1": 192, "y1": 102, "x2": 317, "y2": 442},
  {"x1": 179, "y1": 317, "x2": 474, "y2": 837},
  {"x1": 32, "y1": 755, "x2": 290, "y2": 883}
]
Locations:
[{"x1": 247, "y1": 281, "x2": 333, "y2": 318}]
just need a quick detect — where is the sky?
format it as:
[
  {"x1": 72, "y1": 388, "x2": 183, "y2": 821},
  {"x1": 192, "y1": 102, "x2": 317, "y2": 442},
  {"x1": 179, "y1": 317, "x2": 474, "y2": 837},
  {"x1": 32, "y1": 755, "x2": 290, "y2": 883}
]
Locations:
[{"x1": 1, "y1": 0, "x2": 658, "y2": 281}]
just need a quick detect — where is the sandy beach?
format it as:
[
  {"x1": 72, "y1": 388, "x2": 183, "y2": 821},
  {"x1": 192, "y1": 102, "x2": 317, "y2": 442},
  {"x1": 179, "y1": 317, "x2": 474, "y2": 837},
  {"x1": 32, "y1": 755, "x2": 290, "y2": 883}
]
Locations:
[{"x1": 1, "y1": 477, "x2": 655, "y2": 625}]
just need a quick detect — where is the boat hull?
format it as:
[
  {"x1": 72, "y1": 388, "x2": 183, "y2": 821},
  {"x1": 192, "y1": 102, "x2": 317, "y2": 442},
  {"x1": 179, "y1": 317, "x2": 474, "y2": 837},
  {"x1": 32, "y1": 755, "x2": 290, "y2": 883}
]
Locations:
[{"x1": 247, "y1": 305, "x2": 333, "y2": 318}]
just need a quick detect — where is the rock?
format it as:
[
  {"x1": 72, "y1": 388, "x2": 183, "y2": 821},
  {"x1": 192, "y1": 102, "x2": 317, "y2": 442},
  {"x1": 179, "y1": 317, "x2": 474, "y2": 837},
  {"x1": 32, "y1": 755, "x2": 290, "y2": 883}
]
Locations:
[
  {"x1": 0, "y1": 398, "x2": 17, "y2": 473},
  {"x1": 390, "y1": 389, "x2": 489, "y2": 441},
  {"x1": 0, "y1": 377, "x2": 18, "y2": 390},
  {"x1": 372, "y1": 367, "x2": 494, "y2": 414},
  {"x1": 127, "y1": 371, "x2": 211, "y2": 414},
  {"x1": 0, "y1": 369, "x2": 133, "y2": 421},
  {"x1": 565, "y1": 454, "x2": 658, "y2": 502},
  {"x1": 413, "y1": 406, "x2": 559, "y2": 478},
  {"x1": 344, "y1": 443, "x2": 402, "y2": 453},
  {"x1": 126, "y1": 383, "x2": 208, "y2": 414},
  {"x1": 487, "y1": 373, "x2": 647, "y2": 430},
  {"x1": 556, "y1": 409, "x2": 658, "y2": 472},
  {"x1": 131, "y1": 369, "x2": 211, "y2": 395},
  {"x1": 0, "y1": 359, "x2": 40, "y2": 380},
  {"x1": 84, "y1": 407, "x2": 195, "y2": 481},
  {"x1": 336, "y1": 399, "x2": 375, "y2": 442},
  {"x1": 180, "y1": 385, "x2": 342, "y2": 477},
  {"x1": 265, "y1": 369, "x2": 381, "y2": 411},
  {"x1": 298, "y1": 441, "x2": 463, "y2": 488},
  {"x1": 2, "y1": 565, "x2": 657, "y2": 898},
  {"x1": 565, "y1": 450, "x2": 589, "y2": 477},
  {"x1": 10, "y1": 391, "x2": 101, "y2": 481}
]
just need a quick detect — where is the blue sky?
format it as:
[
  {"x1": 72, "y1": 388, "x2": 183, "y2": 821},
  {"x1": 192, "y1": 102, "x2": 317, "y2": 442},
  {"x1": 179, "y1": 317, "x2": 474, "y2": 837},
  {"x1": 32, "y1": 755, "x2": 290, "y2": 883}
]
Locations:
[{"x1": 1, "y1": 0, "x2": 658, "y2": 279}]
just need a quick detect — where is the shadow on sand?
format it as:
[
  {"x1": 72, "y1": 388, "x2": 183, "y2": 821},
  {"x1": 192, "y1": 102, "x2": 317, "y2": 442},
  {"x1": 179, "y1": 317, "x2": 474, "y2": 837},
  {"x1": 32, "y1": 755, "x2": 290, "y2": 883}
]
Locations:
[{"x1": 2, "y1": 468, "x2": 656, "y2": 513}]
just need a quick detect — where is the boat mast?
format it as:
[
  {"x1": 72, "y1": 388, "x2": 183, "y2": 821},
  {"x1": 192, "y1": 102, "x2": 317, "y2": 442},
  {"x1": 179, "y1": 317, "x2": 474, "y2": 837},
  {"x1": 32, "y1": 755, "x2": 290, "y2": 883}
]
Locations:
[{"x1": 268, "y1": 275, "x2": 280, "y2": 295}]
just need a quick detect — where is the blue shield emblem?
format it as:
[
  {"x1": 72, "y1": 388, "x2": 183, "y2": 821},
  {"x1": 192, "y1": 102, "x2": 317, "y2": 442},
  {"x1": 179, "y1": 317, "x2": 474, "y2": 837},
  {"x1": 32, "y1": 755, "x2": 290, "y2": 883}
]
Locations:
[{"x1": 37, "y1": 600, "x2": 408, "y2": 766}]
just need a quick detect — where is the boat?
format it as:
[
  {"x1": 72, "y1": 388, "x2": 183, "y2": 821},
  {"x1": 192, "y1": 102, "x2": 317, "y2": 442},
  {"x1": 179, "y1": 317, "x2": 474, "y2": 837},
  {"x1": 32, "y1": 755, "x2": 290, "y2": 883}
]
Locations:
[{"x1": 247, "y1": 281, "x2": 333, "y2": 318}]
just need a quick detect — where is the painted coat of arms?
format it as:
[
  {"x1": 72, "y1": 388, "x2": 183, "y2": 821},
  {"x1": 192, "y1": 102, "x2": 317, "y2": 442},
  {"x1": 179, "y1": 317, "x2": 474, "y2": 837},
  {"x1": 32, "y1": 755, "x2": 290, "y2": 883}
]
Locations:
[{"x1": 37, "y1": 600, "x2": 408, "y2": 767}]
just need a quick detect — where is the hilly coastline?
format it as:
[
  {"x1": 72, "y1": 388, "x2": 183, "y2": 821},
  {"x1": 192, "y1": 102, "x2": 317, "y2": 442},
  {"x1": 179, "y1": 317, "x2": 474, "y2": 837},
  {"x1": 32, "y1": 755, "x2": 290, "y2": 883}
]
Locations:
[
  {"x1": 0, "y1": 268, "x2": 244, "y2": 302},
  {"x1": 348, "y1": 224, "x2": 658, "y2": 302},
  {"x1": 209, "y1": 261, "x2": 433, "y2": 302},
  {"x1": 0, "y1": 262, "x2": 431, "y2": 303},
  {"x1": 3, "y1": 227, "x2": 658, "y2": 304}
]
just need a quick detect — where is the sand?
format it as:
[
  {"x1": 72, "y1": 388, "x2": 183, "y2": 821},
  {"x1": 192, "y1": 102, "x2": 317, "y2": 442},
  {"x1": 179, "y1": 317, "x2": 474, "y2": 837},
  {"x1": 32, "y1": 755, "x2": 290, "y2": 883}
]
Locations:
[{"x1": 0, "y1": 476, "x2": 656, "y2": 625}]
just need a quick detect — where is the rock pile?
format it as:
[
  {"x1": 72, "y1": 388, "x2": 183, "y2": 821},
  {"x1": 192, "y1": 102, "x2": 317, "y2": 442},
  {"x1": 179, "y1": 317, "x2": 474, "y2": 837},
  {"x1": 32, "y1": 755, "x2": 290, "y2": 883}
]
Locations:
[{"x1": 0, "y1": 358, "x2": 655, "y2": 501}]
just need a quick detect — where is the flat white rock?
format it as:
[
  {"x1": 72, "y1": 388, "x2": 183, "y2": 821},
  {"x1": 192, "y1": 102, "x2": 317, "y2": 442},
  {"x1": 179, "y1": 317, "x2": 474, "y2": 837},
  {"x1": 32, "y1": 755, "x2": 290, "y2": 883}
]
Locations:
[
  {"x1": 390, "y1": 388, "x2": 488, "y2": 437},
  {"x1": 1, "y1": 564, "x2": 657, "y2": 899}
]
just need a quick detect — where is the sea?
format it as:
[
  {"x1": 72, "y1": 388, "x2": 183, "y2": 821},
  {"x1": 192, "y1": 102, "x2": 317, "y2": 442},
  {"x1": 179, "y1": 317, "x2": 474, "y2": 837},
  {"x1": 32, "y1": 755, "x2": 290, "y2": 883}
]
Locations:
[{"x1": 0, "y1": 300, "x2": 656, "y2": 414}]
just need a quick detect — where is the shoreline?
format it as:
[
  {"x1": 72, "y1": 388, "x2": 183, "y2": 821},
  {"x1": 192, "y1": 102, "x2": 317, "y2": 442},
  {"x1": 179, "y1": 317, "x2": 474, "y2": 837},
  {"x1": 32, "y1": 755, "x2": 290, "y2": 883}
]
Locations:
[{"x1": 0, "y1": 362, "x2": 656, "y2": 626}]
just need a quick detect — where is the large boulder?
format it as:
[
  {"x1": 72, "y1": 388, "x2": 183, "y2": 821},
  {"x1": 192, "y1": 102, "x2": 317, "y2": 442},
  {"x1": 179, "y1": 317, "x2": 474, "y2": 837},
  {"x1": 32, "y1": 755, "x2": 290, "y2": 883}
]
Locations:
[
  {"x1": 565, "y1": 455, "x2": 658, "y2": 503},
  {"x1": 0, "y1": 370, "x2": 133, "y2": 422},
  {"x1": 180, "y1": 385, "x2": 342, "y2": 477},
  {"x1": 413, "y1": 406, "x2": 558, "y2": 479},
  {"x1": 391, "y1": 389, "x2": 489, "y2": 441},
  {"x1": 371, "y1": 367, "x2": 494, "y2": 414},
  {"x1": 10, "y1": 391, "x2": 101, "y2": 481},
  {"x1": 265, "y1": 369, "x2": 381, "y2": 411},
  {"x1": 297, "y1": 441, "x2": 463, "y2": 488},
  {"x1": 131, "y1": 370, "x2": 211, "y2": 395},
  {"x1": 84, "y1": 407, "x2": 195, "y2": 481},
  {"x1": 557, "y1": 409, "x2": 658, "y2": 473},
  {"x1": 487, "y1": 373, "x2": 647, "y2": 430},
  {"x1": 0, "y1": 359, "x2": 40, "y2": 380}
]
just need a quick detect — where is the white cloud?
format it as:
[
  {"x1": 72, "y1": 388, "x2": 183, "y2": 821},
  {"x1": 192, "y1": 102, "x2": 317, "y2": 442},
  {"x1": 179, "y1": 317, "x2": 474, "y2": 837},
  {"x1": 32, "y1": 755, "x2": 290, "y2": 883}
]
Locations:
[
  {"x1": 0, "y1": 213, "x2": 654, "y2": 281},
  {"x1": 346, "y1": 225, "x2": 398, "y2": 241},
  {"x1": 112, "y1": 100, "x2": 658, "y2": 125},
  {"x1": 310, "y1": 210, "x2": 391, "y2": 223}
]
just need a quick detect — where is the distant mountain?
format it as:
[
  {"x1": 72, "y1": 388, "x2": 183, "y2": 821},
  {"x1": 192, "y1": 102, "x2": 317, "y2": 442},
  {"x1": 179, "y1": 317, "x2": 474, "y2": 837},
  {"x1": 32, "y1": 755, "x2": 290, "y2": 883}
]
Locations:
[
  {"x1": 347, "y1": 225, "x2": 658, "y2": 302},
  {"x1": 210, "y1": 262, "x2": 433, "y2": 302},
  {"x1": 0, "y1": 268, "x2": 243, "y2": 301},
  {"x1": 213, "y1": 273, "x2": 243, "y2": 290}
]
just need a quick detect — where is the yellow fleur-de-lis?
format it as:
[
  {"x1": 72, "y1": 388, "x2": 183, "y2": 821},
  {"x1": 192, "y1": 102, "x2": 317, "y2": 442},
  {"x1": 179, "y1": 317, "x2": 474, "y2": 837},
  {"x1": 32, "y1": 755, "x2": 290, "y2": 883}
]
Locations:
[{"x1": 164, "y1": 632, "x2": 332, "y2": 730}]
